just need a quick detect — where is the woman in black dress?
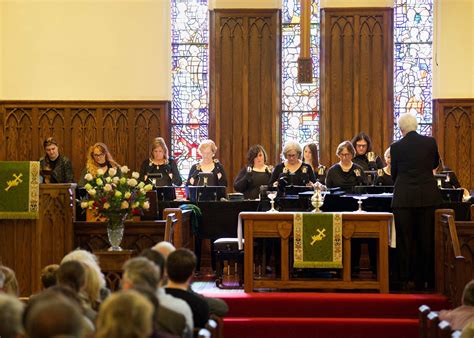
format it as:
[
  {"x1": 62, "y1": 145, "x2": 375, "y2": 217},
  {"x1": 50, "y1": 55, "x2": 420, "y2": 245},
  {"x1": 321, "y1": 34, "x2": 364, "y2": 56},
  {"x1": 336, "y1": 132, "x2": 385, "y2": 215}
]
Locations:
[
  {"x1": 140, "y1": 137, "x2": 182, "y2": 186},
  {"x1": 269, "y1": 140, "x2": 316, "y2": 190},
  {"x1": 186, "y1": 139, "x2": 227, "y2": 187},
  {"x1": 303, "y1": 142, "x2": 326, "y2": 183},
  {"x1": 374, "y1": 147, "x2": 394, "y2": 186},
  {"x1": 40, "y1": 137, "x2": 74, "y2": 183},
  {"x1": 351, "y1": 132, "x2": 384, "y2": 171},
  {"x1": 325, "y1": 140, "x2": 366, "y2": 192},
  {"x1": 234, "y1": 144, "x2": 273, "y2": 199}
]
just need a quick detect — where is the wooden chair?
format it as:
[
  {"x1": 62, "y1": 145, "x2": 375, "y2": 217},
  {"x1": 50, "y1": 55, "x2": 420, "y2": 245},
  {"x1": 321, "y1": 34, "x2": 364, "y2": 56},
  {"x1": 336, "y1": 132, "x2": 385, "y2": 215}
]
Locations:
[
  {"x1": 205, "y1": 318, "x2": 218, "y2": 338},
  {"x1": 418, "y1": 304, "x2": 431, "y2": 338},
  {"x1": 194, "y1": 327, "x2": 211, "y2": 338},
  {"x1": 427, "y1": 311, "x2": 440, "y2": 338},
  {"x1": 164, "y1": 212, "x2": 177, "y2": 245},
  {"x1": 209, "y1": 314, "x2": 223, "y2": 338},
  {"x1": 438, "y1": 320, "x2": 453, "y2": 338}
]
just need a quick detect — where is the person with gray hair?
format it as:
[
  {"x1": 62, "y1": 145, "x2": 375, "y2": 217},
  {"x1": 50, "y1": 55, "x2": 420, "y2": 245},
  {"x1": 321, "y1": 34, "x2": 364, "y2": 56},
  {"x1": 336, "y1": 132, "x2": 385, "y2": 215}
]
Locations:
[
  {"x1": 269, "y1": 140, "x2": 316, "y2": 190},
  {"x1": 439, "y1": 280, "x2": 474, "y2": 330},
  {"x1": 391, "y1": 113, "x2": 442, "y2": 291},
  {"x1": 0, "y1": 293, "x2": 24, "y2": 338},
  {"x1": 122, "y1": 257, "x2": 193, "y2": 337}
]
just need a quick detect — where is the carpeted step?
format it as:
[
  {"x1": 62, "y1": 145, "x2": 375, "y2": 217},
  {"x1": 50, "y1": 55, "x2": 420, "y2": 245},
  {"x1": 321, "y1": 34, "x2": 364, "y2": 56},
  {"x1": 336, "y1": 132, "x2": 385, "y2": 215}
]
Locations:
[
  {"x1": 223, "y1": 317, "x2": 419, "y2": 338},
  {"x1": 203, "y1": 292, "x2": 449, "y2": 318}
]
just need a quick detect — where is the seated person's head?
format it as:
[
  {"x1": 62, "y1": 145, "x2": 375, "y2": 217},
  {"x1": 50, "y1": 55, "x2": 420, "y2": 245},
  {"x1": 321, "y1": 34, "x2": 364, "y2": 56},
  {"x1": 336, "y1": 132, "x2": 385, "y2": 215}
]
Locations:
[
  {"x1": 57, "y1": 260, "x2": 86, "y2": 293},
  {"x1": 24, "y1": 290, "x2": 83, "y2": 338},
  {"x1": 139, "y1": 249, "x2": 165, "y2": 278},
  {"x1": 351, "y1": 132, "x2": 372, "y2": 156},
  {"x1": 152, "y1": 241, "x2": 176, "y2": 260},
  {"x1": 166, "y1": 249, "x2": 197, "y2": 284},
  {"x1": 282, "y1": 140, "x2": 302, "y2": 164},
  {"x1": 95, "y1": 290, "x2": 153, "y2": 338},
  {"x1": 462, "y1": 280, "x2": 474, "y2": 306},
  {"x1": 40, "y1": 264, "x2": 59, "y2": 289},
  {"x1": 122, "y1": 257, "x2": 161, "y2": 291},
  {"x1": 0, "y1": 293, "x2": 24, "y2": 338},
  {"x1": 0, "y1": 266, "x2": 19, "y2": 297}
]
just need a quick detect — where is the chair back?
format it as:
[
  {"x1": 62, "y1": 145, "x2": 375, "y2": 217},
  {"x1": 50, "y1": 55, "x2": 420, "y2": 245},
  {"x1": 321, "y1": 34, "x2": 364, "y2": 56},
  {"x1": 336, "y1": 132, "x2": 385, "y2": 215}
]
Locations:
[
  {"x1": 165, "y1": 212, "x2": 177, "y2": 244},
  {"x1": 418, "y1": 304, "x2": 431, "y2": 338},
  {"x1": 209, "y1": 314, "x2": 224, "y2": 338},
  {"x1": 427, "y1": 311, "x2": 440, "y2": 338},
  {"x1": 438, "y1": 320, "x2": 452, "y2": 338}
]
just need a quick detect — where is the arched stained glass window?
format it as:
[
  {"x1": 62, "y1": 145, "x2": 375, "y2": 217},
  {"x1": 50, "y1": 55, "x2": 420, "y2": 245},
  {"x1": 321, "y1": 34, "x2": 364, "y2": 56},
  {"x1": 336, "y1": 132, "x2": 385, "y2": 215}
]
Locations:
[
  {"x1": 171, "y1": 0, "x2": 209, "y2": 179},
  {"x1": 281, "y1": 0, "x2": 320, "y2": 147},
  {"x1": 393, "y1": 0, "x2": 434, "y2": 140}
]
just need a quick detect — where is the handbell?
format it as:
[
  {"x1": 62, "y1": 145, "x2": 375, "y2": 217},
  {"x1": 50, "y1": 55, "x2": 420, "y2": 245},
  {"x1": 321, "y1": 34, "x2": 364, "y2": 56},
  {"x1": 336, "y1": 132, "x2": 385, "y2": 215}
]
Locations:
[{"x1": 367, "y1": 151, "x2": 376, "y2": 162}]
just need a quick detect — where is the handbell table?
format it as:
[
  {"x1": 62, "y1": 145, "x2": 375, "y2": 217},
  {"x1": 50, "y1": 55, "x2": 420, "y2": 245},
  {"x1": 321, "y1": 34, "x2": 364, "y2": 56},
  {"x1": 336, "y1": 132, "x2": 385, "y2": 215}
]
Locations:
[{"x1": 238, "y1": 212, "x2": 393, "y2": 293}]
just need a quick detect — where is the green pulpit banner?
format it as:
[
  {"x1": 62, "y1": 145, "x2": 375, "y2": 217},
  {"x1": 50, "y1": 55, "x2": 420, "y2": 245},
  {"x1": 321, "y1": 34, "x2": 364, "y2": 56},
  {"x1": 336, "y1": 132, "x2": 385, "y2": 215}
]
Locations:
[
  {"x1": 0, "y1": 161, "x2": 40, "y2": 219},
  {"x1": 293, "y1": 212, "x2": 342, "y2": 268}
]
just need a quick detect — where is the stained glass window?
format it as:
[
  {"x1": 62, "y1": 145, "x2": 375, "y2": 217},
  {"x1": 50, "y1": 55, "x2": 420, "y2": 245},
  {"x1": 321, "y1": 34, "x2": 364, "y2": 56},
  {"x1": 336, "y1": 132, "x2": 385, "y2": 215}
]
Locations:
[
  {"x1": 171, "y1": 0, "x2": 209, "y2": 180},
  {"x1": 393, "y1": 0, "x2": 434, "y2": 140},
  {"x1": 281, "y1": 0, "x2": 320, "y2": 148}
]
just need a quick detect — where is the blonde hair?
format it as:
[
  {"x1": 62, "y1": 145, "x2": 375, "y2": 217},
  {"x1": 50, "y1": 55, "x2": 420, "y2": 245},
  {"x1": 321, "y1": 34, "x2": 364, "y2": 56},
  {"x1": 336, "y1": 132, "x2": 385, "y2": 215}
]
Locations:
[
  {"x1": 85, "y1": 142, "x2": 119, "y2": 176},
  {"x1": 149, "y1": 137, "x2": 169, "y2": 161},
  {"x1": 198, "y1": 139, "x2": 217, "y2": 155},
  {"x1": 61, "y1": 250, "x2": 106, "y2": 307},
  {"x1": 0, "y1": 265, "x2": 19, "y2": 297},
  {"x1": 95, "y1": 290, "x2": 153, "y2": 338}
]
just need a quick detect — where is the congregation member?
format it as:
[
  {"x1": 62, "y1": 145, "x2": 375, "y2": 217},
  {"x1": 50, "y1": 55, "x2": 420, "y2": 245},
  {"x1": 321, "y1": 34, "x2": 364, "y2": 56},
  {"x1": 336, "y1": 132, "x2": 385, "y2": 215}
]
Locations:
[
  {"x1": 303, "y1": 142, "x2": 326, "y2": 183},
  {"x1": 269, "y1": 140, "x2": 316, "y2": 189},
  {"x1": 40, "y1": 264, "x2": 59, "y2": 289},
  {"x1": 439, "y1": 280, "x2": 474, "y2": 330},
  {"x1": 152, "y1": 241, "x2": 229, "y2": 317},
  {"x1": 325, "y1": 140, "x2": 366, "y2": 192},
  {"x1": 39, "y1": 137, "x2": 74, "y2": 183},
  {"x1": 351, "y1": 132, "x2": 384, "y2": 171},
  {"x1": 233, "y1": 144, "x2": 273, "y2": 199},
  {"x1": 0, "y1": 265, "x2": 19, "y2": 297},
  {"x1": 140, "y1": 137, "x2": 182, "y2": 186},
  {"x1": 187, "y1": 139, "x2": 227, "y2": 187},
  {"x1": 78, "y1": 142, "x2": 120, "y2": 186},
  {"x1": 374, "y1": 147, "x2": 394, "y2": 186},
  {"x1": 0, "y1": 293, "x2": 24, "y2": 338},
  {"x1": 391, "y1": 113, "x2": 442, "y2": 291},
  {"x1": 165, "y1": 249, "x2": 210, "y2": 328},
  {"x1": 95, "y1": 290, "x2": 154, "y2": 338},
  {"x1": 122, "y1": 256, "x2": 191, "y2": 337}
]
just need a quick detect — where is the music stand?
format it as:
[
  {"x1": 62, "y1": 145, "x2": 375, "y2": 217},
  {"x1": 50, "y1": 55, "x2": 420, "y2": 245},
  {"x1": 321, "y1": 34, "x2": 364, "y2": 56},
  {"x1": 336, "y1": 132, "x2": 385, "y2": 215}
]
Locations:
[
  {"x1": 186, "y1": 186, "x2": 226, "y2": 202},
  {"x1": 439, "y1": 188, "x2": 463, "y2": 202},
  {"x1": 154, "y1": 186, "x2": 176, "y2": 201},
  {"x1": 141, "y1": 190, "x2": 159, "y2": 220},
  {"x1": 354, "y1": 185, "x2": 394, "y2": 194},
  {"x1": 147, "y1": 172, "x2": 170, "y2": 187},
  {"x1": 195, "y1": 172, "x2": 217, "y2": 187},
  {"x1": 284, "y1": 185, "x2": 313, "y2": 197}
]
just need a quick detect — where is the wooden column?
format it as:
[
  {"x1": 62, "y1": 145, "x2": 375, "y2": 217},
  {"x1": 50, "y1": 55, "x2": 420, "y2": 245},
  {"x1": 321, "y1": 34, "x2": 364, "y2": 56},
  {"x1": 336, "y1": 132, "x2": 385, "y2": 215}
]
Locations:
[{"x1": 298, "y1": 0, "x2": 312, "y2": 83}]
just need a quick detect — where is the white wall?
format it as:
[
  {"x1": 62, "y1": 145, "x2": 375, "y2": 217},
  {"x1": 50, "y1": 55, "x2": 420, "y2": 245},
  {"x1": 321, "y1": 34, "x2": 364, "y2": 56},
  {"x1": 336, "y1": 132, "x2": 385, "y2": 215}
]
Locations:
[
  {"x1": 433, "y1": 0, "x2": 474, "y2": 98},
  {"x1": 0, "y1": 0, "x2": 171, "y2": 100},
  {"x1": 320, "y1": 0, "x2": 393, "y2": 7},
  {"x1": 210, "y1": 0, "x2": 281, "y2": 9}
]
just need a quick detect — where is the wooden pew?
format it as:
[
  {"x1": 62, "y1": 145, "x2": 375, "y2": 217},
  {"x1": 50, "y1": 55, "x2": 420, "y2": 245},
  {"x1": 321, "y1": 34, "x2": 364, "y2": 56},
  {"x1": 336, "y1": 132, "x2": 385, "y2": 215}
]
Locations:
[
  {"x1": 418, "y1": 304, "x2": 431, "y2": 338},
  {"x1": 435, "y1": 209, "x2": 474, "y2": 307},
  {"x1": 427, "y1": 311, "x2": 440, "y2": 338}
]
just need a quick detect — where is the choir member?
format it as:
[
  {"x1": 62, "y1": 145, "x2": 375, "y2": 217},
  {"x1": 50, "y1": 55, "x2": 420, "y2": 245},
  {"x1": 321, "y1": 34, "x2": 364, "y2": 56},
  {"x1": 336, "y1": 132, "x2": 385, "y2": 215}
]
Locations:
[
  {"x1": 78, "y1": 142, "x2": 120, "y2": 186},
  {"x1": 351, "y1": 132, "x2": 384, "y2": 171},
  {"x1": 40, "y1": 137, "x2": 74, "y2": 183},
  {"x1": 187, "y1": 139, "x2": 227, "y2": 187},
  {"x1": 303, "y1": 142, "x2": 326, "y2": 183},
  {"x1": 374, "y1": 147, "x2": 394, "y2": 186}
]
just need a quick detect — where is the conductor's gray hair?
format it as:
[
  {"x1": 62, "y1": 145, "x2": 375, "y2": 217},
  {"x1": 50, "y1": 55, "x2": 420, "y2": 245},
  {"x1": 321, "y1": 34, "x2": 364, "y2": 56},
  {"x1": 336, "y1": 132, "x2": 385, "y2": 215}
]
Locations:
[{"x1": 397, "y1": 113, "x2": 418, "y2": 134}]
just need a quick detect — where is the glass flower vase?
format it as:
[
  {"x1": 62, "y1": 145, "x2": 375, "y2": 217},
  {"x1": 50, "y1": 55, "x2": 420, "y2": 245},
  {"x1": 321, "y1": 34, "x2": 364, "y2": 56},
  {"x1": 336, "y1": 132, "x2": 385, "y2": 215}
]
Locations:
[{"x1": 106, "y1": 213, "x2": 127, "y2": 251}]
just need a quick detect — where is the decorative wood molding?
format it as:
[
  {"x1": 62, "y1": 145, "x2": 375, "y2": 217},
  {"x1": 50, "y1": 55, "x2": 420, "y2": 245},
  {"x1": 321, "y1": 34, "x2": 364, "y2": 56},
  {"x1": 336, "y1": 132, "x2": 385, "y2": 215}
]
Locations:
[
  {"x1": 320, "y1": 8, "x2": 393, "y2": 166},
  {"x1": 0, "y1": 100, "x2": 170, "y2": 183},
  {"x1": 210, "y1": 9, "x2": 281, "y2": 189},
  {"x1": 433, "y1": 98, "x2": 474, "y2": 189}
]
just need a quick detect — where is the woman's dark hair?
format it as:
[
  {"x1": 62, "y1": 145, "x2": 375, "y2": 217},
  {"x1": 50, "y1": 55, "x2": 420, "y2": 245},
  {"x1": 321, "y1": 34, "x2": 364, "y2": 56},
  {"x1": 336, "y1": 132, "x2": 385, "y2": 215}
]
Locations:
[
  {"x1": 247, "y1": 145, "x2": 267, "y2": 166},
  {"x1": 351, "y1": 132, "x2": 373, "y2": 153},
  {"x1": 303, "y1": 143, "x2": 319, "y2": 169}
]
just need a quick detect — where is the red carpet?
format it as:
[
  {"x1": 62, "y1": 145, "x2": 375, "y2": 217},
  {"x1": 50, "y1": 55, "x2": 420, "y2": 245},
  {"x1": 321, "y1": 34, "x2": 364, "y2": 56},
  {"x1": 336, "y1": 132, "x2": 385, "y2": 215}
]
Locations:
[{"x1": 203, "y1": 292, "x2": 450, "y2": 338}]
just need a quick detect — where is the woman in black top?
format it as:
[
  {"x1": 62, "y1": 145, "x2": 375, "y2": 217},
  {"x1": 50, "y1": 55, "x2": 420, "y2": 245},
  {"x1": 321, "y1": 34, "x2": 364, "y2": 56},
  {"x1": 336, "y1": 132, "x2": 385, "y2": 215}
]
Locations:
[
  {"x1": 303, "y1": 142, "x2": 326, "y2": 183},
  {"x1": 374, "y1": 147, "x2": 394, "y2": 186},
  {"x1": 140, "y1": 137, "x2": 182, "y2": 186},
  {"x1": 79, "y1": 142, "x2": 120, "y2": 186},
  {"x1": 186, "y1": 139, "x2": 227, "y2": 187},
  {"x1": 269, "y1": 140, "x2": 316, "y2": 190},
  {"x1": 325, "y1": 140, "x2": 366, "y2": 192},
  {"x1": 234, "y1": 144, "x2": 273, "y2": 199},
  {"x1": 351, "y1": 132, "x2": 384, "y2": 171}
]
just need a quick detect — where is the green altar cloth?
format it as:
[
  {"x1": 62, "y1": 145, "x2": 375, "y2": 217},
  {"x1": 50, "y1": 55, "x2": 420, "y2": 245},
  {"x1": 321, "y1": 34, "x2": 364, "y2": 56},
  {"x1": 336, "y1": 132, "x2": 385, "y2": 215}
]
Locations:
[
  {"x1": 0, "y1": 161, "x2": 40, "y2": 219},
  {"x1": 293, "y1": 212, "x2": 342, "y2": 268}
]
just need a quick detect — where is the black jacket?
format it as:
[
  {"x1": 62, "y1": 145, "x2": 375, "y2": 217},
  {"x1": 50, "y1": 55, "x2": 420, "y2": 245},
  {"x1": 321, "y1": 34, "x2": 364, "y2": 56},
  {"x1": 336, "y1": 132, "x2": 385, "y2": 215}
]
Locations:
[{"x1": 390, "y1": 131, "x2": 442, "y2": 208}]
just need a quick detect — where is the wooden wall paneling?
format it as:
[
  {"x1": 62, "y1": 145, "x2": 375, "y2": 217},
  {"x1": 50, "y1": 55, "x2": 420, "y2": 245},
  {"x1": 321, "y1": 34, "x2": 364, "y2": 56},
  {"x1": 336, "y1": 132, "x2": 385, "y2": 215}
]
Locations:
[
  {"x1": 0, "y1": 101, "x2": 170, "y2": 182},
  {"x1": 433, "y1": 99, "x2": 474, "y2": 189},
  {"x1": 210, "y1": 9, "x2": 281, "y2": 189},
  {"x1": 320, "y1": 8, "x2": 393, "y2": 166}
]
